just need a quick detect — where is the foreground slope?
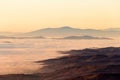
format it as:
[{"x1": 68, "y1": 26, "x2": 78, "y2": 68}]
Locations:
[{"x1": 0, "y1": 47, "x2": 120, "y2": 80}]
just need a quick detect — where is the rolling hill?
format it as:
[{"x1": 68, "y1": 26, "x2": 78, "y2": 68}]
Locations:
[
  {"x1": 19, "y1": 26, "x2": 120, "y2": 37},
  {"x1": 57, "y1": 35, "x2": 112, "y2": 40}
]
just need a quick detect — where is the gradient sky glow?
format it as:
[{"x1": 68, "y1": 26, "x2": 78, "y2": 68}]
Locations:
[{"x1": 0, "y1": 0, "x2": 120, "y2": 32}]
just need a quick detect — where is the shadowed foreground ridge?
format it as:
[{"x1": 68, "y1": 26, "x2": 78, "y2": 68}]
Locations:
[{"x1": 0, "y1": 47, "x2": 120, "y2": 80}]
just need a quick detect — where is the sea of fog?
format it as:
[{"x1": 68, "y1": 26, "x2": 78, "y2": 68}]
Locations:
[{"x1": 0, "y1": 38, "x2": 120, "y2": 75}]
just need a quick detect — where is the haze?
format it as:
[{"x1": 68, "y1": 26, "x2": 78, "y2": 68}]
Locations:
[{"x1": 0, "y1": 0, "x2": 120, "y2": 32}]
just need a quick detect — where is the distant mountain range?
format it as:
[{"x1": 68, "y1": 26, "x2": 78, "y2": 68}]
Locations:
[
  {"x1": 0, "y1": 35, "x2": 15, "y2": 39},
  {"x1": 0, "y1": 35, "x2": 111, "y2": 40},
  {"x1": 0, "y1": 35, "x2": 45, "y2": 39},
  {"x1": 0, "y1": 26, "x2": 120, "y2": 38},
  {"x1": 104, "y1": 28, "x2": 120, "y2": 31},
  {"x1": 56, "y1": 35, "x2": 112, "y2": 40},
  {"x1": 19, "y1": 26, "x2": 120, "y2": 37}
]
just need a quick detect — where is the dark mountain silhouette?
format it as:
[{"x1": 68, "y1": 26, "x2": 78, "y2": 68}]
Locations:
[
  {"x1": 0, "y1": 47, "x2": 120, "y2": 80},
  {"x1": 37, "y1": 47, "x2": 120, "y2": 80},
  {"x1": 20, "y1": 26, "x2": 120, "y2": 37},
  {"x1": 57, "y1": 35, "x2": 112, "y2": 40}
]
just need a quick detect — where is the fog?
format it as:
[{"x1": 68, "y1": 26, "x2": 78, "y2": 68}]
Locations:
[{"x1": 0, "y1": 38, "x2": 119, "y2": 75}]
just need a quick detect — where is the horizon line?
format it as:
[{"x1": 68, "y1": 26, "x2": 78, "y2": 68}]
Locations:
[{"x1": 0, "y1": 26, "x2": 119, "y2": 33}]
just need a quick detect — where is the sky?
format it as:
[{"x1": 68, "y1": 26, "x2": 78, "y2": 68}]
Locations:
[{"x1": 0, "y1": 0, "x2": 120, "y2": 32}]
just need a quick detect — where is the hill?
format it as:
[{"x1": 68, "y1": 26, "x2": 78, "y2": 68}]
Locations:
[
  {"x1": 57, "y1": 35, "x2": 112, "y2": 40},
  {"x1": 20, "y1": 26, "x2": 120, "y2": 37},
  {"x1": 0, "y1": 47, "x2": 120, "y2": 80}
]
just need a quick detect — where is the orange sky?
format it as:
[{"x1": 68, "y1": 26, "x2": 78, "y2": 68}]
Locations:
[{"x1": 0, "y1": 0, "x2": 120, "y2": 32}]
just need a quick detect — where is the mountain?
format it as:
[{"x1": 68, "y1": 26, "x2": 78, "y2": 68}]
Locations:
[
  {"x1": 18, "y1": 26, "x2": 120, "y2": 37},
  {"x1": 104, "y1": 28, "x2": 120, "y2": 32},
  {"x1": 0, "y1": 35, "x2": 16, "y2": 39},
  {"x1": 1, "y1": 47, "x2": 120, "y2": 80},
  {"x1": 57, "y1": 35, "x2": 112, "y2": 40},
  {"x1": 0, "y1": 35, "x2": 45, "y2": 39},
  {"x1": 36, "y1": 47, "x2": 120, "y2": 80}
]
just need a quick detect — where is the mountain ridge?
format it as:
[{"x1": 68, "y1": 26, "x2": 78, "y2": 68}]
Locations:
[
  {"x1": 55, "y1": 35, "x2": 112, "y2": 40},
  {"x1": 20, "y1": 26, "x2": 120, "y2": 37},
  {"x1": 1, "y1": 26, "x2": 120, "y2": 37}
]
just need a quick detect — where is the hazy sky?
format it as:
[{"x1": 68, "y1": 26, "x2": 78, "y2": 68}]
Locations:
[{"x1": 0, "y1": 0, "x2": 120, "y2": 32}]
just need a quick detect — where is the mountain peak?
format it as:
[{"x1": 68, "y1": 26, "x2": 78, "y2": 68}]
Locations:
[
  {"x1": 20, "y1": 26, "x2": 120, "y2": 37},
  {"x1": 60, "y1": 26, "x2": 73, "y2": 29}
]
